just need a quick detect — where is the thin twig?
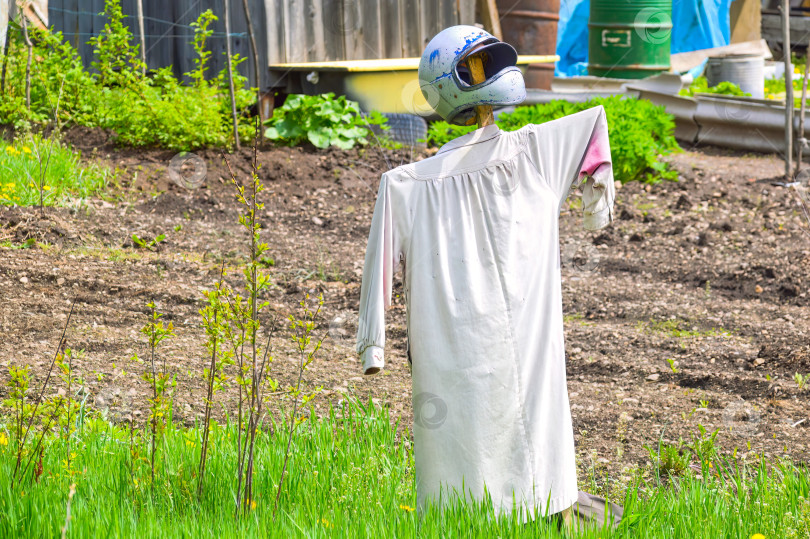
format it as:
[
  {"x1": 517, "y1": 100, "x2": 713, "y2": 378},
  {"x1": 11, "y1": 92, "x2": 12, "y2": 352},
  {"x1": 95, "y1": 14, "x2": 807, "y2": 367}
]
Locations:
[{"x1": 12, "y1": 300, "x2": 75, "y2": 487}]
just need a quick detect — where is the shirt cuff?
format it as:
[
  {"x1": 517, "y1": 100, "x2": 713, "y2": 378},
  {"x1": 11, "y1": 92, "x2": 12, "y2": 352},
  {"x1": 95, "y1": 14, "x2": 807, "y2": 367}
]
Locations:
[
  {"x1": 584, "y1": 205, "x2": 612, "y2": 231},
  {"x1": 360, "y1": 346, "x2": 384, "y2": 375}
]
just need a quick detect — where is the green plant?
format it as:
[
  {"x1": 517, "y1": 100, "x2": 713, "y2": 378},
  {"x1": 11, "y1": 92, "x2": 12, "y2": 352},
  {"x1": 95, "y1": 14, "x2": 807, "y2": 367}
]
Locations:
[
  {"x1": 265, "y1": 93, "x2": 388, "y2": 149},
  {"x1": 131, "y1": 233, "x2": 166, "y2": 251},
  {"x1": 794, "y1": 372, "x2": 808, "y2": 390},
  {"x1": 197, "y1": 265, "x2": 234, "y2": 497},
  {"x1": 0, "y1": 136, "x2": 109, "y2": 207},
  {"x1": 223, "y1": 144, "x2": 277, "y2": 514},
  {"x1": 666, "y1": 358, "x2": 679, "y2": 374},
  {"x1": 678, "y1": 76, "x2": 750, "y2": 97},
  {"x1": 647, "y1": 438, "x2": 692, "y2": 479},
  {"x1": 426, "y1": 96, "x2": 680, "y2": 183},
  {"x1": 0, "y1": 1, "x2": 257, "y2": 150},
  {"x1": 132, "y1": 302, "x2": 176, "y2": 486}
]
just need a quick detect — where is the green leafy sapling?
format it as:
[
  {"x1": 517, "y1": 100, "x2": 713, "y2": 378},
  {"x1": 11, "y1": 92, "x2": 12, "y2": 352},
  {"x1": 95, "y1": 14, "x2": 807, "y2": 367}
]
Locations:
[
  {"x1": 132, "y1": 302, "x2": 176, "y2": 486},
  {"x1": 197, "y1": 264, "x2": 235, "y2": 497}
]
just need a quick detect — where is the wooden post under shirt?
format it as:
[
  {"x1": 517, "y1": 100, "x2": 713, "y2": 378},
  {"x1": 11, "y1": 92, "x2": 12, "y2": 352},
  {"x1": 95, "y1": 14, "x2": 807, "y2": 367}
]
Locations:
[{"x1": 464, "y1": 51, "x2": 495, "y2": 128}]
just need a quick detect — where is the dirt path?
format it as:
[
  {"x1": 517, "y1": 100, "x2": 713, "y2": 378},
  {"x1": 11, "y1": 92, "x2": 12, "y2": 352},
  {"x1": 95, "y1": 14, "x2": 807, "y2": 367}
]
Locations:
[{"x1": 1, "y1": 135, "x2": 808, "y2": 495}]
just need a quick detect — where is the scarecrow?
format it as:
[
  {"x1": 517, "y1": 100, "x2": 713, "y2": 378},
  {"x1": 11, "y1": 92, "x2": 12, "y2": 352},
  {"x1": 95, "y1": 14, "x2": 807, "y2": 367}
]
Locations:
[{"x1": 356, "y1": 25, "x2": 622, "y2": 531}]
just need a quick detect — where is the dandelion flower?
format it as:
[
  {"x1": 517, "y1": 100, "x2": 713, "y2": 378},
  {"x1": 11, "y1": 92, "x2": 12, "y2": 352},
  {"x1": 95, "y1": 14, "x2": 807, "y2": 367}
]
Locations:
[
  {"x1": 251, "y1": 500, "x2": 257, "y2": 510},
  {"x1": 0, "y1": 432, "x2": 8, "y2": 446},
  {"x1": 22, "y1": 146, "x2": 31, "y2": 153},
  {"x1": 751, "y1": 534, "x2": 766, "y2": 539},
  {"x1": 43, "y1": 185, "x2": 51, "y2": 191},
  {"x1": 319, "y1": 518, "x2": 333, "y2": 528},
  {"x1": 6, "y1": 146, "x2": 18, "y2": 155},
  {"x1": 400, "y1": 504, "x2": 415, "y2": 512}
]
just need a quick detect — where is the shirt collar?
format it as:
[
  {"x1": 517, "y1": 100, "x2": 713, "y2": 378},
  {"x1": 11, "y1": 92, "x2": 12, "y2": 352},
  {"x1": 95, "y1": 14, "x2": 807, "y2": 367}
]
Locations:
[{"x1": 436, "y1": 124, "x2": 501, "y2": 155}]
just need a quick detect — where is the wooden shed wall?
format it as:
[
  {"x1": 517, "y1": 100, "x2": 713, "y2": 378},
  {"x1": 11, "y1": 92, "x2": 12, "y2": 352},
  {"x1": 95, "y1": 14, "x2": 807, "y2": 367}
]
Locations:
[{"x1": 265, "y1": 0, "x2": 476, "y2": 64}]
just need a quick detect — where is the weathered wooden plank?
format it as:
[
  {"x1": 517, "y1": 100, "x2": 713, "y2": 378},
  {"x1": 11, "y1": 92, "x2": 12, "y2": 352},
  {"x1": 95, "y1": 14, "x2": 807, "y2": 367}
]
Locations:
[
  {"x1": 300, "y1": 0, "x2": 322, "y2": 62},
  {"x1": 265, "y1": 0, "x2": 286, "y2": 64},
  {"x1": 285, "y1": 0, "x2": 308, "y2": 63},
  {"x1": 440, "y1": 0, "x2": 457, "y2": 28},
  {"x1": 320, "y1": 0, "x2": 344, "y2": 62},
  {"x1": 380, "y1": 0, "x2": 401, "y2": 59},
  {"x1": 399, "y1": 0, "x2": 420, "y2": 57},
  {"x1": 359, "y1": 0, "x2": 381, "y2": 58},
  {"x1": 342, "y1": 0, "x2": 363, "y2": 59},
  {"x1": 459, "y1": 0, "x2": 476, "y2": 24}
]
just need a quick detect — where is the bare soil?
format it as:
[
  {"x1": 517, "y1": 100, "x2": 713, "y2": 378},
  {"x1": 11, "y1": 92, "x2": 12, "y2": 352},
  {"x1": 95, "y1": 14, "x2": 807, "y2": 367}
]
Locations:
[{"x1": 1, "y1": 131, "x2": 809, "y2": 495}]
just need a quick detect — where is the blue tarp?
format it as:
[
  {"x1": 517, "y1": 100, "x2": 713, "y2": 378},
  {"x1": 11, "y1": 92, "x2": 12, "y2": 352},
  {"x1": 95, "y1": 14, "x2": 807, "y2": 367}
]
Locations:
[{"x1": 555, "y1": 0, "x2": 736, "y2": 77}]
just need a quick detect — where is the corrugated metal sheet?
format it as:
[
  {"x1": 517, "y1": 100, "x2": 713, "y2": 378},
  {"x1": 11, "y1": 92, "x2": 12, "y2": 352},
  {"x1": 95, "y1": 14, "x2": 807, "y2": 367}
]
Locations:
[
  {"x1": 49, "y1": 0, "x2": 269, "y2": 88},
  {"x1": 47, "y1": 0, "x2": 474, "y2": 90}
]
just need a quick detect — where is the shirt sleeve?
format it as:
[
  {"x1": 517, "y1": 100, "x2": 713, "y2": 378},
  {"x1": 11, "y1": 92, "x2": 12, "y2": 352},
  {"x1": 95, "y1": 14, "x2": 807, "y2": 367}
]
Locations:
[
  {"x1": 526, "y1": 105, "x2": 615, "y2": 230},
  {"x1": 356, "y1": 173, "x2": 402, "y2": 374}
]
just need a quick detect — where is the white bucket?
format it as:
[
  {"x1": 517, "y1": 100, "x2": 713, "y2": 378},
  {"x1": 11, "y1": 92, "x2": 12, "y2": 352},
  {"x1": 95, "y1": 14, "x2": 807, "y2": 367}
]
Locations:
[{"x1": 705, "y1": 54, "x2": 765, "y2": 99}]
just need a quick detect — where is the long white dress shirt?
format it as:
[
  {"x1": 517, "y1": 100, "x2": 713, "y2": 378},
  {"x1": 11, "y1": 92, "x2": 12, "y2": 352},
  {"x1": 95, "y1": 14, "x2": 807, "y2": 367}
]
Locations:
[{"x1": 356, "y1": 106, "x2": 615, "y2": 517}]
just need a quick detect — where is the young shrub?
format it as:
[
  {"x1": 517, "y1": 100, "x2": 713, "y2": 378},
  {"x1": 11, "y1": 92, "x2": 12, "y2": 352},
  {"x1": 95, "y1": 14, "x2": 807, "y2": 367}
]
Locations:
[{"x1": 132, "y1": 302, "x2": 176, "y2": 486}]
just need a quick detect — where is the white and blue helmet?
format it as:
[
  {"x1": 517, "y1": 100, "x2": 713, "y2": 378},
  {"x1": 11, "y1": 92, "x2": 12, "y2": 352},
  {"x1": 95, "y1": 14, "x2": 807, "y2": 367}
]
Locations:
[{"x1": 418, "y1": 25, "x2": 526, "y2": 125}]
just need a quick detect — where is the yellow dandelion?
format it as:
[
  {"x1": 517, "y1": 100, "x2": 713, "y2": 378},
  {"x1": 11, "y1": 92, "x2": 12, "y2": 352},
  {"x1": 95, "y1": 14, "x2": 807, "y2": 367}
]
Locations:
[
  {"x1": 6, "y1": 146, "x2": 18, "y2": 155},
  {"x1": 185, "y1": 440, "x2": 195, "y2": 448},
  {"x1": 251, "y1": 500, "x2": 257, "y2": 510},
  {"x1": 0, "y1": 432, "x2": 8, "y2": 446},
  {"x1": 22, "y1": 146, "x2": 31, "y2": 154},
  {"x1": 751, "y1": 534, "x2": 766, "y2": 539},
  {"x1": 43, "y1": 185, "x2": 51, "y2": 191},
  {"x1": 400, "y1": 504, "x2": 415, "y2": 512},
  {"x1": 319, "y1": 518, "x2": 333, "y2": 528}
]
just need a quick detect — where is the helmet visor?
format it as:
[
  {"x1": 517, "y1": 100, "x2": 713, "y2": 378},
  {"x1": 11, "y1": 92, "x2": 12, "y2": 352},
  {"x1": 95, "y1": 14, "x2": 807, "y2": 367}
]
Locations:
[{"x1": 456, "y1": 41, "x2": 519, "y2": 87}]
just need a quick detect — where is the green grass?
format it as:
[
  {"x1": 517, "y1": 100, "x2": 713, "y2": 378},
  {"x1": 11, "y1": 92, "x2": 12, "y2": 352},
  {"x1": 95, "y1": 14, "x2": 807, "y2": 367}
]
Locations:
[
  {"x1": 0, "y1": 134, "x2": 109, "y2": 206},
  {"x1": 1, "y1": 399, "x2": 808, "y2": 537}
]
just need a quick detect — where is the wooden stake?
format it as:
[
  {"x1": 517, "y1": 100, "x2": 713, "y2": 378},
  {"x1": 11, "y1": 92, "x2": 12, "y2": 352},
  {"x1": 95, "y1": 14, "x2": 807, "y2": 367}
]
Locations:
[
  {"x1": 466, "y1": 52, "x2": 494, "y2": 128},
  {"x1": 136, "y1": 0, "x2": 146, "y2": 75},
  {"x1": 796, "y1": 38, "x2": 810, "y2": 175},
  {"x1": 224, "y1": 0, "x2": 240, "y2": 150},
  {"x1": 21, "y1": 8, "x2": 32, "y2": 113},
  {"x1": 782, "y1": 0, "x2": 793, "y2": 179}
]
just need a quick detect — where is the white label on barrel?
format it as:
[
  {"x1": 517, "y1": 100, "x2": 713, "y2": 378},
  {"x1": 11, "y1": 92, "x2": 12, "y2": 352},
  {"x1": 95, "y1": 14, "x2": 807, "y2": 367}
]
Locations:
[{"x1": 602, "y1": 29, "x2": 631, "y2": 48}]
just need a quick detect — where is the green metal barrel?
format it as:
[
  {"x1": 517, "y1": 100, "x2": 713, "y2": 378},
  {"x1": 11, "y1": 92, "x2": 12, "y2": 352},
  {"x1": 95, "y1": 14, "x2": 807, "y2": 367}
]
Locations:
[{"x1": 588, "y1": 0, "x2": 672, "y2": 79}]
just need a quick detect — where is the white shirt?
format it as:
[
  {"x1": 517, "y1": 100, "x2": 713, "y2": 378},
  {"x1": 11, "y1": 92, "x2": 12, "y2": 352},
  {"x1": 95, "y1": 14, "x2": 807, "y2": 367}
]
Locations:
[{"x1": 356, "y1": 106, "x2": 614, "y2": 517}]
